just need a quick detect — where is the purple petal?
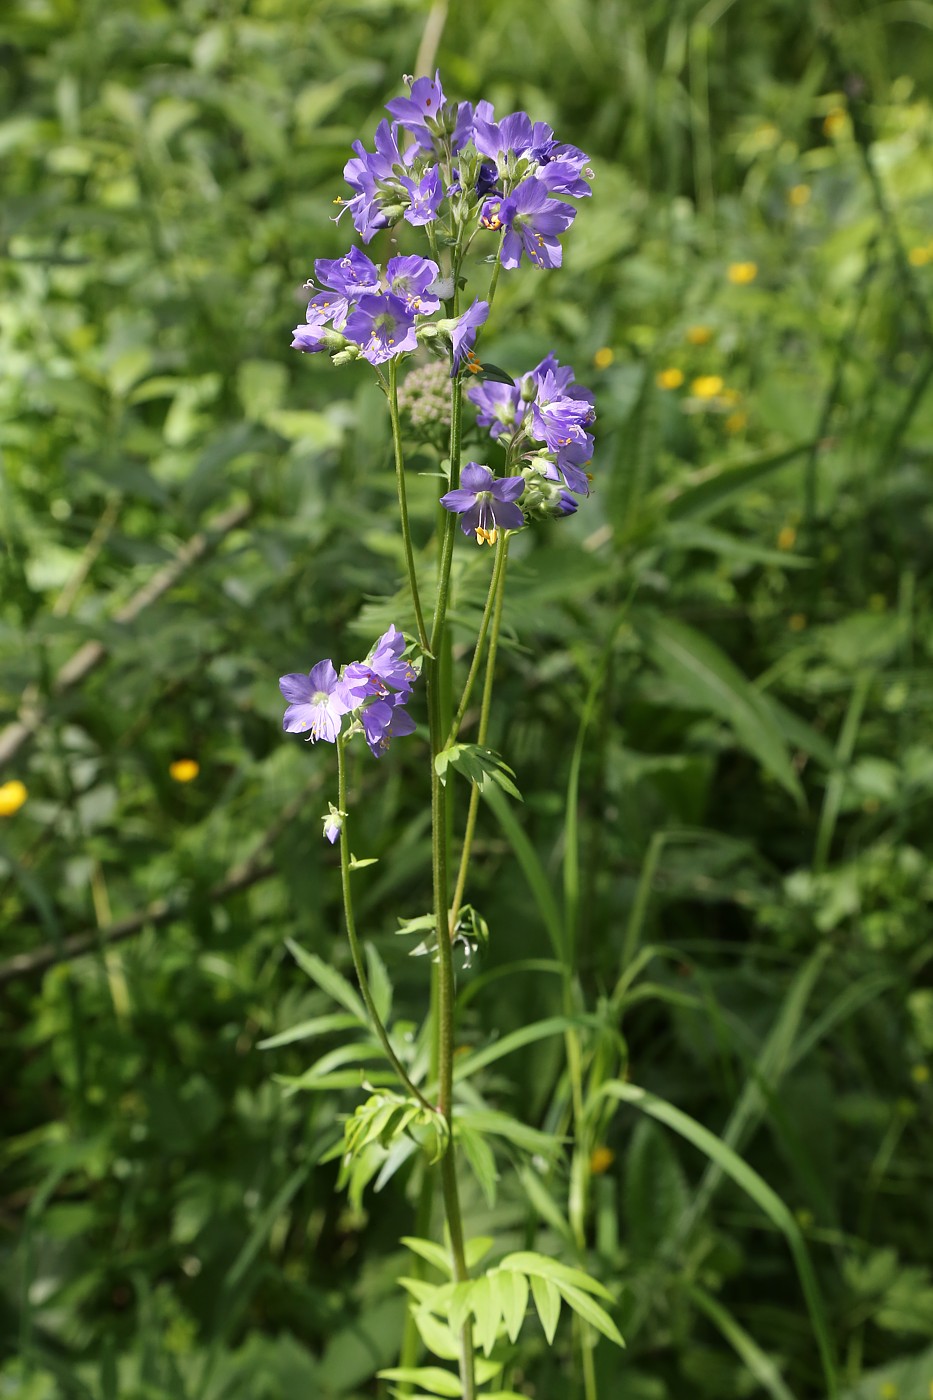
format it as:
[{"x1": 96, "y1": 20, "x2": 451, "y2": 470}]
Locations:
[
  {"x1": 279, "y1": 672, "x2": 314, "y2": 703},
  {"x1": 459, "y1": 463, "x2": 494, "y2": 492},
  {"x1": 490, "y1": 499, "x2": 526, "y2": 531},
  {"x1": 491, "y1": 475, "x2": 526, "y2": 503},
  {"x1": 441, "y1": 487, "x2": 480, "y2": 512}
]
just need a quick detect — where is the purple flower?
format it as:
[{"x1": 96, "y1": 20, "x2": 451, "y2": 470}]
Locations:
[
  {"x1": 291, "y1": 319, "x2": 330, "y2": 354},
  {"x1": 449, "y1": 298, "x2": 489, "y2": 376},
  {"x1": 342, "y1": 624, "x2": 418, "y2": 701},
  {"x1": 384, "y1": 255, "x2": 441, "y2": 315},
  {"x1": 280, "y1": 660, "x2": 353, "y2": 743},
  {"x1": 280, "y1": 627, "x2": 420, "y2": 760},
  {"x1": 361, "y1": 691, "x2": 417, "y2": 758},
  {"x1": 466, "y1": 378, "x2": 525, "y2": 439},
  {"x1": 529, "y1": 362, "x2": 595, "y2": 456},
  {"x1": 440, "y1": 462, "x2": 526, "y2": 544},
  {"x1": 473, "y1": 110, "x2": 537, "y2": 160},
  {"x1": 482, "y1": 179, "x2": 576, "y2": 270},
  {"x1": 399, "y1": 166, "x2": 444, "y2": 226},
  {"x1": 385, "y1": 71, "x2": 447, "y2": 145},
  {"x1": 315, "y1": 248, "x2": 381, "y2": 298},
  {"x1": 322, "y1": 804, "x2": 344, "y2": 844},
  {"x1": 341, "y1": 120, "x2": 413, "y2": 241},
  {"x1": 468, "y1": 353, "x2": 596, "y2": 500},
  {"x1": 369, "y1": 623, "x2": 419, "y2": 691},
  {"x1": 344, "y1": 292, "x2": 418, "y2": 365},
  {"x1": 472, "y1": 108, "x2": 592, "y2": 198}
]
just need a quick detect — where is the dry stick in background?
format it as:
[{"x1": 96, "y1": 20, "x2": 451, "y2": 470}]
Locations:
[{"x1": 0, "y1": 500, "x2": 253, "y2": 768}]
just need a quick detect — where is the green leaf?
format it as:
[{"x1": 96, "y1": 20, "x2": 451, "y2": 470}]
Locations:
[
  {"x1": 471, "y1": 1274, "x2": 500, "y2": 1356},
  {"x1": 530, "y1": 1274, "x2": 561, "y2": 1344},
  {"x1": 364, "y1": 943, "x2": 393, "y2": 1025},
  {"x1": 596, "y1": 1081, "x2": 838, "y2": 1397},
  {"x1": 464, "y1": 1237, "x2": 495, "y2": 1271},
  {"x1": 274, "y1": 1069, "x2": 398, "y2": 1093},
  {"x1": 284, "y1": 940, "x2": 367, "y2": 1023},
  {"x1": 453, "y1": 1016, "x2": 594, "y2": 1085},
  {"x1": 434, "y1": 743, "x2": 522, "y2": 800},
  {"x1": 412, "y1": 1310, "x2": 461, "y2": 1362},
  {"x1": 636, "y1": 613, "x2": 803, "y2": 802},
  {"x1": 554, "y1": 1282, "x2": 625, "y2": 1348},
  {"x1": 458, "y1": 1125, "x2": 499, "y2": 1206},
  {"x1": 517, "y1": 1165, "x2": 576, "y2": 1244},
  {"x1": 499, "y1": 1252, "x2": 614, "y2": 1302},
  {"x1": 472, "y1": 360, "x2": 518, "y2": 386},
  {"x1": 663, "y1": 441, "x2": 812, "y2": 521},
  {"x1": 456, "y1": 1106, "x2": 563, "y2": 1159},
  {"x1": 496, "y1": 1268, "x2": 529, "y2": 1343},
  {"x1": 275, "y1": 1043, "x2": 386, "y2": 1090},
  {"x1": 349, "y1": 853, "x2": 379, "y2": 870},
  {"x1": 402, "y1": 1236, "x2": 454, "y2": 1278},
  {"x1": 257, "y1": 1013, "x2": 360, "y2": 1051},
  {"x1": 377, "y1": 1367, "x2": 462, "y2": 1397}
]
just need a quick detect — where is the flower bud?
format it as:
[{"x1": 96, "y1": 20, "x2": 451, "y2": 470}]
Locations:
[{"x1": 321, "y1": 804, "x2": 345, "y2": 845}]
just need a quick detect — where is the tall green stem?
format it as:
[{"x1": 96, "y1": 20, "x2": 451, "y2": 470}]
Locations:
[
  {"x1": 336, "y1": 735, "x2": 434, "y2": 1114},
  {"x1": 446, "y1": 533, "x2": 508, "y2": 747},
  {"x1": 389, "y1": 359, "x2": 430, "y2": 653},
  {"x1": 450, "y1": 532, "x2": 510, "y2": 934},
  {"x1": 422, "y1": 370, "x2": 475, "y2": 1397}
]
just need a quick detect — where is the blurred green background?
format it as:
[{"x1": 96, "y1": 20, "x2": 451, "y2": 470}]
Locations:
[{"x1": 3, "y1": 1, "x2": 933, "y2": 1396}]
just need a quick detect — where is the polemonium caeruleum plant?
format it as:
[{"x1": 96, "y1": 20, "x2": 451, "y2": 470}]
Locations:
[{"x1": 277, "y1": 74, "x2": 619, "y2": 1398}]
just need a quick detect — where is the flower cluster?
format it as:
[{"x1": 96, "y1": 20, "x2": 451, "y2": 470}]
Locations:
[
  {"x1": 440, "y1": 353, "x2": 596, "y2": 539},
  {"x1": 339, "y1": 73, "x2": 592, "y2": 271},
  {"x1": 279, "y1": 626, "x2": 419, "y2": 759},
  {"x1": 292, "y1": 249, "x2": 487, "y2": 373},
  {"x1": 291, "y1": 74, "x2": 593, "y2": 376}
]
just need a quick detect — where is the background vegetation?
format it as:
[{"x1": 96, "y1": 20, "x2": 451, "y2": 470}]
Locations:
[{"x1": 3, "y1": 0, "x2": 933, "y2": 1396}]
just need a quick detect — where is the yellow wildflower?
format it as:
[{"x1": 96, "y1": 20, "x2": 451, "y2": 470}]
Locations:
[
  {"x1": 788, "y1": 613, "x2": 807, "y2": 632},
  {"x1": 686, "y1": 324, "x2": 713, "y2": 346},
  {"x1": 823, "y1": 107, "x2": 848, "y2": 139},
  {"x1": 777, "y1": 525, "x2": 797, "y2": 551},
  {"x1": 169, "y1": 759, "x2": 200, "y2": 783},
  {"x1": 908, "y1": 246, "x2": 930, "y2": 268},
  {"x1": 789, "y1": 183, "x2": 811, "y2": 207},
  {"x1": 725, "y1": 411, "x2": 747, "y2": 434},
  {"x1": 728, "y1": 261, "x2": 758, "y2": 285},
  {"x1": 656, "y1": 367, "x2": 685, "y2": 390},
  {"x1": 690, "y1": 375, "x2": 724, "y2": 399},
  {"x1": 0, "y1": 780, "x2": 28, "y2": 817},
  {"x1": 589, "y1": 1146, "x2": 615, "y2": 1175},
  {"x1": 593, "y1": 346, "x2": 615, "y2": 369}
]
